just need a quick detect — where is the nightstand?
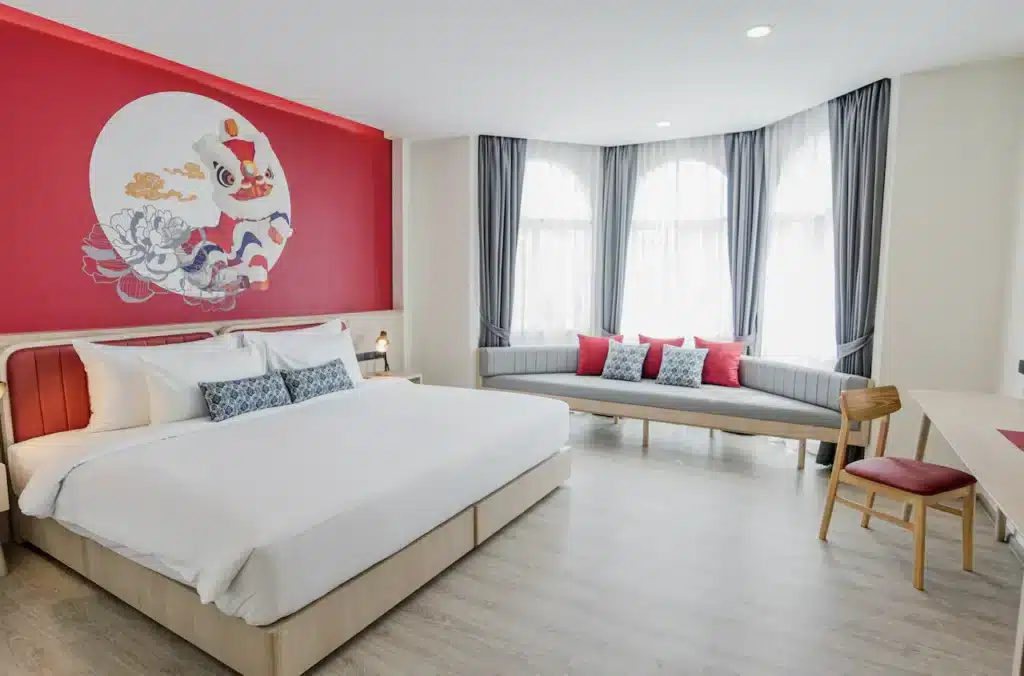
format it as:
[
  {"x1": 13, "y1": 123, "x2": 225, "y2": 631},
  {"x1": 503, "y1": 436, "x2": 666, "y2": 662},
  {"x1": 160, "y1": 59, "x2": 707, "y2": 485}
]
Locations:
[
  {"x1": 0, "y1": 462, "x2": 7, "y2": 576},
  {"x1": 366, "y1": 372, "x2": 422, "y2": 384}
]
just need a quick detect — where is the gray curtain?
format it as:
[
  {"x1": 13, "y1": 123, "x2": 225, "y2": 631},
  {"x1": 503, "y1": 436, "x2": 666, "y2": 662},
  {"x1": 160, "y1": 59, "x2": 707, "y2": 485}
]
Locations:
[
  {"x1": 817, "y1": 79, "x2": 891, "y2": 466},
  {"x1": 478, "y1": 135, "x2": 528, "y2": 348},
  {"x1": 598, "y1": 145, "x2": 640, "y2": 336},
  {"x1": 724, "y1": 129, "x2": 768, "y2": 350}
]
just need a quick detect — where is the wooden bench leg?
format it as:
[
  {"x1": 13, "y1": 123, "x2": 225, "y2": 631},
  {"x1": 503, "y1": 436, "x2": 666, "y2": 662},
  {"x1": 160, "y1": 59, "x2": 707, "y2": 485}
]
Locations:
[
  {"x1": 797, "y1": 439, "x2": 807, "y2": 471},
  {"x1": 642, "y1": 419, "x2": 649, "y2": 449},
  {"x1": 0, "y1": 545, "x2": 7, "y2": 577}
]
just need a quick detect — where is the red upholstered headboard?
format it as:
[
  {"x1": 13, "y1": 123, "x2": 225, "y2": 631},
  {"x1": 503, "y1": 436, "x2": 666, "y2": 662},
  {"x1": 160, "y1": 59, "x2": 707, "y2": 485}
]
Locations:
[{"x1": 3, "y1": 331, "x2": 215, "y2": 444}]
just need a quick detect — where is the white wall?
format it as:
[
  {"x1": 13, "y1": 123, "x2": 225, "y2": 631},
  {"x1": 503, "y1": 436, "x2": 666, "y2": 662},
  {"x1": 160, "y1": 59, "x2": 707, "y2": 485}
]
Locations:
[
  {"x1": 874, "y1": 57, "x2": 1024, "y2": 466},
  {"x1": 405, "y1": 136, "x2": 480, "y2": 387},
  {"x1": 999, "y1": 105, "x2": 1024, "y2": 399}
]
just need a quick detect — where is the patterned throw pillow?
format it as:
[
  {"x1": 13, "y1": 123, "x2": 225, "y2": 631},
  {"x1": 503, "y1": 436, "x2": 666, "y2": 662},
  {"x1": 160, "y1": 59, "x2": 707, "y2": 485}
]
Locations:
[
  {"x1": 601, "y1": 341, "x2": 651, "y2": 382},
  {"x1": 279, "y1": 358, "x2": 354, "y2": 403},
  {"x1": 656, "y1": 345, "x2": 709, "y2": 388},
  {"x1": 199, "y1": 371, "x2": 291, "y2": 422}
]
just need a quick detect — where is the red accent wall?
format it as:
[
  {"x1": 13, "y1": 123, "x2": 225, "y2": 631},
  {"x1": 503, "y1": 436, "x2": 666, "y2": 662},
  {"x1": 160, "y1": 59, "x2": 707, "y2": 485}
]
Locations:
[{"x1": 0, "y1": 10, "x2": 392, "y2": 334}]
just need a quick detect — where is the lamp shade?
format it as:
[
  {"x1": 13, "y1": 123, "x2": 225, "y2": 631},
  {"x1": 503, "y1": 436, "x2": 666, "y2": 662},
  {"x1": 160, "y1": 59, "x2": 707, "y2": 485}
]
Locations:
[{"x1": 375, "y1": 330, "x2": 390, "y2": 352}]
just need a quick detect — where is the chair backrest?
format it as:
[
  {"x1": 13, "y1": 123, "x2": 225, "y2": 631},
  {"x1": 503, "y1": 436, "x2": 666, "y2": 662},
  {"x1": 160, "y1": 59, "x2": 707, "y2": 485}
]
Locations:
[
  {"x1": 835, "y1": 385, "x2": 901, "y2": 467},
  {"x1": 840, "y1": 385, "x2": 901, "y2": 422}
]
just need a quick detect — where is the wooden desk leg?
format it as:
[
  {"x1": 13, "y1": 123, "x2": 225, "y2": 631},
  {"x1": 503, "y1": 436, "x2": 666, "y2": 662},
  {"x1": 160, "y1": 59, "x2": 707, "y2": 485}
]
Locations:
[
  {"x1": 903, "y1": 414, "x2": 932, "y2": 522},
  {"x1": 997, "y1": 510, "x2": 1010, "y2": 543},
  {"x1": 1013, "y1": 569, "x2": 1024, "y2": 675}
]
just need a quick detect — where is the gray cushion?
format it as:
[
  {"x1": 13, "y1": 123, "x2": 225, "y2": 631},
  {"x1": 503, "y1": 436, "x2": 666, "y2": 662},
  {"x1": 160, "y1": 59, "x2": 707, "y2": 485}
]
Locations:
[
  {"x1": 738, "y1": 358, "x2": 870, "y2": 412},
  {"x1": 656, "y1": 346, "x2": 707, "y2": 388},
  {"x1": 478, "y1": 346, "x2": 578, "y2": 377},
  {"x1": 481, "y1": 373, "x2": 843, "y2": 429},
  {"x1": 601, "y1": 342, "x2": 649, "y2": 382}
]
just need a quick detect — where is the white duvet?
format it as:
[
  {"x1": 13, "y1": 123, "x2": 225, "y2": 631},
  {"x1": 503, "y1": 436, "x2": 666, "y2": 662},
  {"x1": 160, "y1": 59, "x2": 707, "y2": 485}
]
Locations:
[{"x1": 17, "y1": 380, "x2": 569, "y2": 625}]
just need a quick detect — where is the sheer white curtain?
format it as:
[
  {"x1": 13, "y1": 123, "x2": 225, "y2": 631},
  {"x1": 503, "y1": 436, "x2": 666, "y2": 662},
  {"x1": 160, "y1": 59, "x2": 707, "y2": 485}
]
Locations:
[
  {"x1": 511, "y1": 141, "x2": 602, "y2": 345},
  {"x1": 759, "y1": 104, "x2": 837, "y2": 368},
  {"x1": 620, "y1": 136, "x2": 732, "y2": 340}
]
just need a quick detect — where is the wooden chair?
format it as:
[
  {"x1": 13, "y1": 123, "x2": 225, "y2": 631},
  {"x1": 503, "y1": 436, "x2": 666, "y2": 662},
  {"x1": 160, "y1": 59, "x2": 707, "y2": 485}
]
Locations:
[{"x1": 817, "y1": 385, "x2": 977, "y2": 590}]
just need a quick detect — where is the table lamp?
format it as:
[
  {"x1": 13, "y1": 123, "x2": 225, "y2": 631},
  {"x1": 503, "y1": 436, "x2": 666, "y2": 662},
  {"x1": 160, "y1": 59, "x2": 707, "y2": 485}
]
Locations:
[{"x1": 375, "y1": 331, "x2": 390, "y2": 372}]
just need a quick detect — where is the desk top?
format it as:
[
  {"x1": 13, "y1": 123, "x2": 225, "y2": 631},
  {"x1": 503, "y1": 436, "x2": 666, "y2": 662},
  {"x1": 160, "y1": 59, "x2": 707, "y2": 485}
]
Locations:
[{"x1": 911, "y1": 389, "x2": 1024, "y2": 527}]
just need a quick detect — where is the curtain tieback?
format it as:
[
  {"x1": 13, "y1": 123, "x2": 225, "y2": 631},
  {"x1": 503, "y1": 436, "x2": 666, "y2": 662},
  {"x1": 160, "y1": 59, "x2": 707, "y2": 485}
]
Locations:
[
  {"x1": 837, "y1": 332, "x2": 873, "y2": 359},
  {"x1": 481, "y1": 318, "x2": 511, "y2": 341}
]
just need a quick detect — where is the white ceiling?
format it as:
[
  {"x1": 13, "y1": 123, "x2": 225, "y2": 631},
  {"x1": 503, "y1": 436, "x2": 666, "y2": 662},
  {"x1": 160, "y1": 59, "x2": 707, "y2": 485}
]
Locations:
[{"x1": 9, "y1": 0, "x2": 1024, "y2": 144}]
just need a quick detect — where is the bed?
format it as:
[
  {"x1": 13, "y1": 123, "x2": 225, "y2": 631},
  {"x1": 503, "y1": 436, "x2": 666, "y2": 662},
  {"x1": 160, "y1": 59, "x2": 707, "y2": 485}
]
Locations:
[{"x1": 1, "y1": 324, "x2": 571, "y2": 676}]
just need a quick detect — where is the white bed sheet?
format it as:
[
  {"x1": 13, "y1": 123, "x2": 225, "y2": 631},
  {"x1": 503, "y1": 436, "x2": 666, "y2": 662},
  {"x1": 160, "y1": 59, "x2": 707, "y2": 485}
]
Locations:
[{"x1": 12, "y1": 380, "x2": 569, "y2": 626}]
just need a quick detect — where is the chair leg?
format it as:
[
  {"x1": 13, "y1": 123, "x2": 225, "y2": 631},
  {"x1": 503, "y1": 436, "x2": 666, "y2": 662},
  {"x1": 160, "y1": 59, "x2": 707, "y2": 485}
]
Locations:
[
  {"x1": 797, "y1": 439, "x2": 807, "y2": 471},
  {"x1": 913, "y1": 498, "x2": 927, "y2": 591},
  {"x1": 818, "y1": 478, "x2": 840, "y2": 542},
  {"x1": 642, "y1": 419, "x2": 650, "y2": 449},
  {"x1": 963, "y1": 485, "x2": 976, "y2": 572},
  {"x1": 861, "y1": 490, "x2": 876, "y2": 529}
]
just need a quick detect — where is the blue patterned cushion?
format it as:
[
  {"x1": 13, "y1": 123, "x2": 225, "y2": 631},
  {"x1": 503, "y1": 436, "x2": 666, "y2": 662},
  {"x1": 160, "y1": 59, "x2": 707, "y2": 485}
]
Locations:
[
  {"x1": 280, "y1": 358, "x2": 354, "y2": 403},
  {"x1": 601, "y1": 342, "x2": 651, "y2": 382},
  {"x1": 199, "y1": 371, "x2": 291, "y2": 422},
  {"x1": 656, "y1": 345, "x2": 709, "y2": 388}
]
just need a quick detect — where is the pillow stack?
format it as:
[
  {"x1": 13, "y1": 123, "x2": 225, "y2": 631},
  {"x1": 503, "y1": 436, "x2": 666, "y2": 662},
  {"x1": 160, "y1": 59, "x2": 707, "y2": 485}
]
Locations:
[
  {"x1": 577, "y1": 333, "x2": 746, "y2": 389},
  {"x1": 73, "y1": 319, "x2": 366, "y2": 428}
]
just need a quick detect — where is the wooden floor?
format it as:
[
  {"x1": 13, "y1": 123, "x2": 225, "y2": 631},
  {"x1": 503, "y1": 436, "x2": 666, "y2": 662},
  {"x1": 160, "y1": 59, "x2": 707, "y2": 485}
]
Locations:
[{"x1": 1, "y1": 415, "x2": 1021, "y2": 676}]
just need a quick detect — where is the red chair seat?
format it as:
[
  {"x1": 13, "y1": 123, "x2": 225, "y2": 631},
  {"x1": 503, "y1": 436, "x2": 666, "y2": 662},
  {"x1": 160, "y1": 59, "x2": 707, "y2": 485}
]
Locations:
[{"x1": 845, "y1": 457, "x2": 976, "y2": 496}]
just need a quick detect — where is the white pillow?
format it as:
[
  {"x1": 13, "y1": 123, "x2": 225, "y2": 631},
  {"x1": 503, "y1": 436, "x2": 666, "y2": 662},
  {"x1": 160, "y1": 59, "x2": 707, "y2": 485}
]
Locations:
[
  {"x1": 237, "y1": 318, "x2": 342, "y2": 348},
  {"x1": 74, "y1": 335, "x2": 236, "y2": 432},
  {"x1": 139, "y1": 345, "x2": 266, "y2": 425},
  {"x1": 250, "y1": 330, "x2": 363, "y2": 382}
]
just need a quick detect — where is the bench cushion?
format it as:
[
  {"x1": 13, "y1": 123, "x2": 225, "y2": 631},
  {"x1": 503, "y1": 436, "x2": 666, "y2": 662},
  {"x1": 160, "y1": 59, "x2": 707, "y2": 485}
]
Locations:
[{"x1": 481, "y1": 373, "x2": 843, "y2": 429}]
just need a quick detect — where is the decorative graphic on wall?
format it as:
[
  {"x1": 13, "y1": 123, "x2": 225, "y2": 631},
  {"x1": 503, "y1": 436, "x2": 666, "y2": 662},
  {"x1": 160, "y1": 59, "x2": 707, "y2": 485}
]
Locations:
[{"x1": 84, "y1": 91, "x2": 292, "y2": 310}]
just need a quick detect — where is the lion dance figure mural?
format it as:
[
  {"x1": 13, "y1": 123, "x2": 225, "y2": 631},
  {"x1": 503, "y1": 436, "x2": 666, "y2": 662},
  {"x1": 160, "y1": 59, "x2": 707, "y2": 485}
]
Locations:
[{"x1": 83, "y1": 92, "x2": 292, "y2": 310}]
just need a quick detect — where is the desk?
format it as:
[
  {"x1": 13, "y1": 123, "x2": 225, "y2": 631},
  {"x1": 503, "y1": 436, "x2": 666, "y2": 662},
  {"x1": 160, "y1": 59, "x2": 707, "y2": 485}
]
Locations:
[{"x1": 910, "y1": 390, "x2": 1024, "y2": 675}]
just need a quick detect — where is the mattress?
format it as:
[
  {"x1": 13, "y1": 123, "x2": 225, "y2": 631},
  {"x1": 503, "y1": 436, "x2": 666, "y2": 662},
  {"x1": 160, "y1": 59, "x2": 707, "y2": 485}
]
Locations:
[{"x1": 12, "y1": 380, "x2": 569, "y2": 625}]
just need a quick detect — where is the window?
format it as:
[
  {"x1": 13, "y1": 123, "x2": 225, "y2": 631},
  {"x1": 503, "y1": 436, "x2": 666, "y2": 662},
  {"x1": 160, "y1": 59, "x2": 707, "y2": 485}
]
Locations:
[
  {"x1": 620, "y1": 137, "x2": 732, "y2": 339},
  {"x1": 511, "y1": 142, "x2": 601, "y2": 345},
  {"x1": 759, "y1": 105, "x2": 837, "y2": 368}
]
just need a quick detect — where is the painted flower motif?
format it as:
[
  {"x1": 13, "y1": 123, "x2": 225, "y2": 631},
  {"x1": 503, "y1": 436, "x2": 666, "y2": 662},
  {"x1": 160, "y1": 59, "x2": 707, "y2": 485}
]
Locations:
[
  {"x1": 81, "y1": 222, "x2": 165, "y2": 303},
  {"x1": 106, "y1": 205, "x2": 189, "y2": 281}
]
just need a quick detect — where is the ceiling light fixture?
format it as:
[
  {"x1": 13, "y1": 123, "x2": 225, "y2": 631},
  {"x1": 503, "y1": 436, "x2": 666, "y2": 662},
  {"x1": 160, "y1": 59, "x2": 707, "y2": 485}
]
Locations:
[
  {"x1": 656, "y1": 121, "x2": 671, "y2": 128},
  {"x1": 746, "y1": 25, "x2": 773, "y2": 38}
]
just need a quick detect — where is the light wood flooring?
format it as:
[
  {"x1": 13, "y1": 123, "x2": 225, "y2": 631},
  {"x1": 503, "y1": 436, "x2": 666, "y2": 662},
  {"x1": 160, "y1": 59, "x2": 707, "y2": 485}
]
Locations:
[{"x1": 1, "y1": 415, "x2": 1021, "y2": 675}]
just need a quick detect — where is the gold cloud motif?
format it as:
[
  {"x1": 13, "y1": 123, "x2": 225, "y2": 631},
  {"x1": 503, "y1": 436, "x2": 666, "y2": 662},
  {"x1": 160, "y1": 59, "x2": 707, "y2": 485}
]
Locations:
[
  {"x1": 163, "y1": 162, "x2": 206, "y2": 180},
  {"x1": 124, "y1": 172, "x2": 198, "y2": 202}
]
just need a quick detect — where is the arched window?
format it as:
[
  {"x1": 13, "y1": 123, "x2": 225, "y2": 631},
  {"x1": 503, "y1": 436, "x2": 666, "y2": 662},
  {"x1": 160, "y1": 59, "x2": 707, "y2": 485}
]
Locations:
[
  {"x1": 621, "y1": 138, "x2": 732, "y2": 339},
  {"x1": 511, "y1": 142, "x2": 601, "y2": 344},
  {"x1": 760, "y1": 106, "x2": 837, "y2": 368}
]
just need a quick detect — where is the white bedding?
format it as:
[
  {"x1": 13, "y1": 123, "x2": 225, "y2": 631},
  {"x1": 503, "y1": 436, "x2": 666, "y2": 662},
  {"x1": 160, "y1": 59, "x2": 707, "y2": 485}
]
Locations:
[{"x1": 14, "y1": 380, "x2": 569, "y2": 625}]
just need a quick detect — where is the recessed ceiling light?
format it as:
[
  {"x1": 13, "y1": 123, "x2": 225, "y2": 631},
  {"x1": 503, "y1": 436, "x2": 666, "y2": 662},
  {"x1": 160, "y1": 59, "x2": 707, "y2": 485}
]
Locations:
[
  {"x1": 656, "y1": 121, "x2": 671, "y2": 128},
  {"x1": 746, "y1": 25, "x2": 773, "y2": 38}
]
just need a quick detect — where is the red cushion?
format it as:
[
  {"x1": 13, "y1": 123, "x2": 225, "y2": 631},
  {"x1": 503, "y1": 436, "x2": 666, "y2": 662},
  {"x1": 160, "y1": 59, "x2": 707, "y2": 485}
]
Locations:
[
  {"x1": 693, "y1": 337, "x2": 744, "y2": 387},
  {"x1": 577, "y1": 334, "x2": 623, "y2": 375},
  {"x1": 638, "y1": 335, "x2": 685, "y2": 379},
  {"x1": 845, "y1": 458, "x2": 977, "y2": 496}
]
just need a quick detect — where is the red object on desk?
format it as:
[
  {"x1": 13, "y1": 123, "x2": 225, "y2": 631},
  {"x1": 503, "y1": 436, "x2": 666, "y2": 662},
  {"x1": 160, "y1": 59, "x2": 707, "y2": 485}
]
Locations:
[{"x1": 997, "y1": 429, "x2": 1024, "y2": 451}]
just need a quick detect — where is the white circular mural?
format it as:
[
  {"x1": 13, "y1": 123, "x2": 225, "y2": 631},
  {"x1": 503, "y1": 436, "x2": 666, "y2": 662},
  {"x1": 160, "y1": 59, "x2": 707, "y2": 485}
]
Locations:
[{"x1": 84, "y1": 91, "x2": 292, "y2": 310}]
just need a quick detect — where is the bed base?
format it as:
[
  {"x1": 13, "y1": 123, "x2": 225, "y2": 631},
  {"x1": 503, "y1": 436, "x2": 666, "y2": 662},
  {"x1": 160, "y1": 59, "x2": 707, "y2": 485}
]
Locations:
[{"x1": 18, "y1": 448, "x2": 572, "y2": 676}]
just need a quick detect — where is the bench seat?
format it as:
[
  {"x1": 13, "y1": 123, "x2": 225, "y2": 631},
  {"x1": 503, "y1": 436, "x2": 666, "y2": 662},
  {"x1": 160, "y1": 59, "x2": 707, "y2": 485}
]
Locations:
[{"x1": 482, "y1": 373, "x2": 842, "y2": 429}]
